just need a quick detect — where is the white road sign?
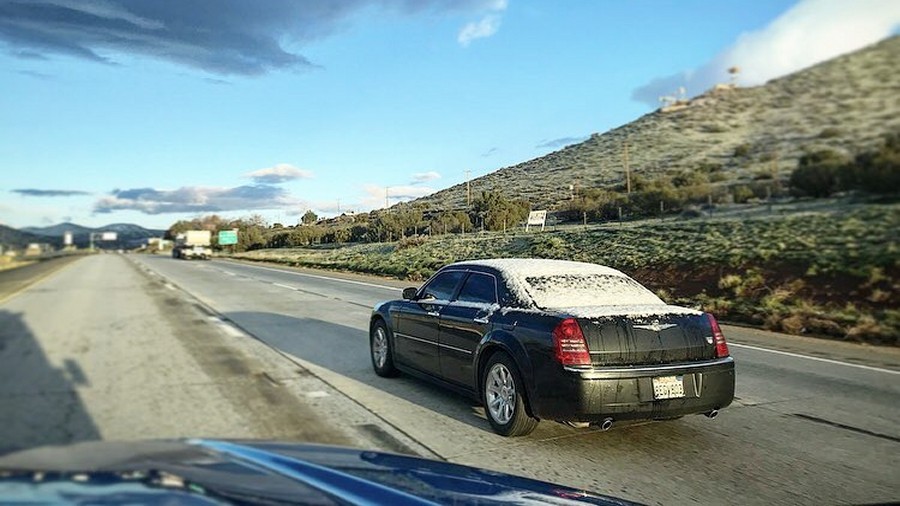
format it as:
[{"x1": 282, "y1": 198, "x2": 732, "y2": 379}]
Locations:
[{"x1": 526, "y1": 210, "x2": 547, "y2": 231}]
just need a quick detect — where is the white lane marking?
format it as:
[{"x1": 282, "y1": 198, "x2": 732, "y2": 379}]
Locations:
[
  {"x1": 730, "y1": 342, "x2": 900, "y2": 375},
  {"x1": 164, "y1": 283, "x2": 176, "y2": 290},
  {"x1": 305, "y1": 391, "x2": 329, "y2": 398},
  {"x1": 222, "y1": 262, "x2": 399, "y2": 291},
  {"x1": 272, "y1": 282, "x2": 297, "y2": 291}
]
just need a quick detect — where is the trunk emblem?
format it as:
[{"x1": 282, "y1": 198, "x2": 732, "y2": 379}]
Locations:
[
  {"x1": 706, "y1": 335, "x2": 714, "y2": 344},
  {"x1": 633, "y1": 319, "x2": 677, "y2": 332}
]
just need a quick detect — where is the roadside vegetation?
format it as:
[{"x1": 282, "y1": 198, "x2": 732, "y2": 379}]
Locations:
[{"x1": 228, "y1": 202, "x2": 898, "y2": 345}]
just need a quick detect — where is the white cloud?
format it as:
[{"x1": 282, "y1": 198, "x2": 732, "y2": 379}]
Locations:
[
  {"x1": 458, "y1": 15, "x2": 502, "y2": 46},
  {"x1": 244, "y1": 163, "x2": 314, "y2": 184},
  {"x1": 632, "y1": 0, "x2": 900, "y2": 106},
  {"x1": 94, "y1": 185, "x2": 305, "y2": 215},
  {"x1": 0, "y1": 1, "x2": 511, "y2": 75},
  {"x1": 458, "y1": 1, "x2": 506, "y2": 47},
  {"x1": 411, "y1": 171, "x2": 441, "y2": 183}
]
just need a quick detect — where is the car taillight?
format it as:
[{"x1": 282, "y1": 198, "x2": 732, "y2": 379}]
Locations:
[
  {"x1": 553, "y1": 318, "x2": 591, "y2": 366},
  {"x1": 707, "y1": 313, "x2": 730, "y2": 358}
]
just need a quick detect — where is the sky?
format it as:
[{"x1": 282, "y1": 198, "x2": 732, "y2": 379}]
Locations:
[{"x1": 2, "y1": 0, "x2": 899, "y2": 230}]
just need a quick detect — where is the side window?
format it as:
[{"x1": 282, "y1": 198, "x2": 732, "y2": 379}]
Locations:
[
  {"x1": 455, "y1": 273, "x2": 497, "y2": 304},
  {"x1": 421, "y1": 271, "x2": 464, "y2": 301}
]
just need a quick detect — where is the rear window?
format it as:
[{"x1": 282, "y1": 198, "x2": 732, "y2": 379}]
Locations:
[
  {"x1": 523, "y1": 274, "x2": 663, "y2": 309},
  {"x1": 455, "y1": 273, "x2": 498, "y2": 304}
]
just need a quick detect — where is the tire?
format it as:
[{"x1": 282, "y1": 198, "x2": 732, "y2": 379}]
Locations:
[
  {"x1": 370, "y1": 319, "x2": 398, "y2": 377},
  {"x1": 482, "y1": 352, "x2": 538, "y2": 437}
]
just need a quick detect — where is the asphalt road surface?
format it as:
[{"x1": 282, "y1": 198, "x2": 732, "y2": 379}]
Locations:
[{"x1": 2, "y1": 253, "x2": 898, "y2": 505}]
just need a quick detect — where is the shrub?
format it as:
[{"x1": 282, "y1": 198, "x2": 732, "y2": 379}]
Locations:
[
  {"x1": 672, "y1": 171, "x2": 709, "y2": 188},
  {"x1": 789, "y1": 149, "x2": 850, "y2": 197},
  {"x1": 846, "y1": 315, "x2": 895, "y2": 344},
  {"x1": 697, "y1": 162, "x2": 724, "y2": 174},
  {"x1": 702, "y1": 122, "x2": 729, "y2": 133},
  {"x1": 530, "y1": 236, "x2": 568, "y2": 259},
  {"x1": 732, "y1": 185, "x2": 754, "y2": 203},
  {"x1": 396, "y1": 235, "x2": 428, "y2": 250},
  {"x1": 851, "y1": 132, "x2": 900, "y2": 194},
  {"x1": 733, "y1": 143, "x2": 751, "y2": 158},
  {"x1": 818, "y1": 127, "x2": 842, "y2": 139}
]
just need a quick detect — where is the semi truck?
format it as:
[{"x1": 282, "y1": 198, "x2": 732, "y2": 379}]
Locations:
[{"x1": 172, "y1": 230, "x2": 212, "y2": 260}]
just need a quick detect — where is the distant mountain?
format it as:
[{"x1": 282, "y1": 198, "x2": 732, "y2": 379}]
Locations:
[
  {"x1": 98, "y1": 223, "x2": 166, "y2": 237},
  {"x1": 20, "y1": 222, "x2": 165, "y2": 249},
  {"x1": 23, "y1": 222, "x2": 164, "y2": 238},
  {"x1": 411, "y1": 36, "x2": 900, "y2": 211},
  {"x1": 21, "y1": 222, "x2": 93, "y2": 237},
  {"x1": 0, "y1": 224, "x2": 53, "y2": 249}
]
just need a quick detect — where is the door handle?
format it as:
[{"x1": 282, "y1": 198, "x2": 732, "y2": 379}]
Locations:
[
  {"x1": 473, "y1": 316, "x2": 489, "y2": 324},
  {"x1": 427, "y1": 311, "x2": 440, "y2": 317}
]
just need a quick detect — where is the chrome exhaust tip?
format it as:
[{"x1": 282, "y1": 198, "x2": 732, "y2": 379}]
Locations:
[
  {"x1": 705, "y1": 409, "x2": 719, "y2": 419},
  {"x1": 599, "y1": 418, "x2": 613, "y2": 431}
]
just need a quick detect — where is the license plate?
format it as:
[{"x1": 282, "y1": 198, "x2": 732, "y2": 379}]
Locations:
[{"x1": 652, "y1": 375, "x2": 685, "y2": 399}]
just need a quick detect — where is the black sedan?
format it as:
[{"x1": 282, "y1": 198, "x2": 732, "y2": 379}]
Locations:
[{"x1": 369, "y1": 258, "x2": 735, "y2": 436}]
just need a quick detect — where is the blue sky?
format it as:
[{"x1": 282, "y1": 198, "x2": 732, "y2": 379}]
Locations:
[{"x1": 2, "y1": 0, "x2": 899, "y2": 230}]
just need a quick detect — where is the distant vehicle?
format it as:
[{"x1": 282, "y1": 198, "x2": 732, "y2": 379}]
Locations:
[
  {"x1": 0, "y1": 439, "x2": 636, "y2": 505},
  {"x1": 370, "y1": 258, "x2": 734, "y2": 436},
  {"x1": 173, "y1": 230, "x2": 212, "y2": 260}
]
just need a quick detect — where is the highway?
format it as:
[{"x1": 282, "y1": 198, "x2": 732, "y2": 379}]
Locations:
[{"x1": 2, "y1": 253, "x2": 898, "y2": 505}]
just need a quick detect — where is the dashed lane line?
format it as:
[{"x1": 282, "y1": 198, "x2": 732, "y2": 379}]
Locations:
[{"x1": 218, "y1": 261, "x2": 399, "y2": 291}]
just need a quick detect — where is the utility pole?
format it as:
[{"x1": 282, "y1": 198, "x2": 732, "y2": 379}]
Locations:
[
  {"x1": 464, "y1": 170, "x2": 472, "y2": 207},
  {"x1": 385, "y1": 187, "x2": 389, "y2": 209},
  {"x1": 624, "y1": 141, "x2": 631, "y2": 194}
]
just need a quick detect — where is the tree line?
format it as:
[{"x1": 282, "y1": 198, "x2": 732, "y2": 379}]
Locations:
[{"x1": 166, "y1": 191, "x2": 529, "y2": 252}]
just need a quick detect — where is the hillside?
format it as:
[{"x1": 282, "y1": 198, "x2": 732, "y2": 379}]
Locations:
[
  {"x1": 0, "y1": 224, "x2": 50, "y2": 248},
  {"x1": 413, "y1": 36, "x2": 900, "y2": 211}
]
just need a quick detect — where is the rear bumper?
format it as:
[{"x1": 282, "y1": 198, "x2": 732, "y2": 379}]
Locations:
[{"x1": 530, "y1": 357, "x2": 735, "y2": 422}]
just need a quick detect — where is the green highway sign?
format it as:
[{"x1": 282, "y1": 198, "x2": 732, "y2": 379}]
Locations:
[{"x1": 218, "y1": 230, "x2": 238, "y2": 246}]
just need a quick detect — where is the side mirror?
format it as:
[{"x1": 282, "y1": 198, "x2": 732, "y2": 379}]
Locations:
[{"x1": 402, "y1": 287, "x2": 418, "y2": 300}]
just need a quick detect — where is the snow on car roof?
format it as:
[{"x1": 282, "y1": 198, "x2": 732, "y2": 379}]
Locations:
[
  {"x1": 460, "y1": 258, "x2": 626, "y2": 278},
  {"x1": 456, "y1": 258, "x2": 665, "y2": 309}
]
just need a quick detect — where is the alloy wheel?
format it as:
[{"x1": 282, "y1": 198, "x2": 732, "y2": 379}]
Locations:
[
  {"x1": 372, "y1": 326, "x2": 388, "y2": 369},
  {"x1": 485, "y1": 362, "x2": 516, "y2": 424}
]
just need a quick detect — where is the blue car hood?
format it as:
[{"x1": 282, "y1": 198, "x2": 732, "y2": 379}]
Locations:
[{"x1": 0, "y1": 439, "x2": 638, "y2": 505}]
